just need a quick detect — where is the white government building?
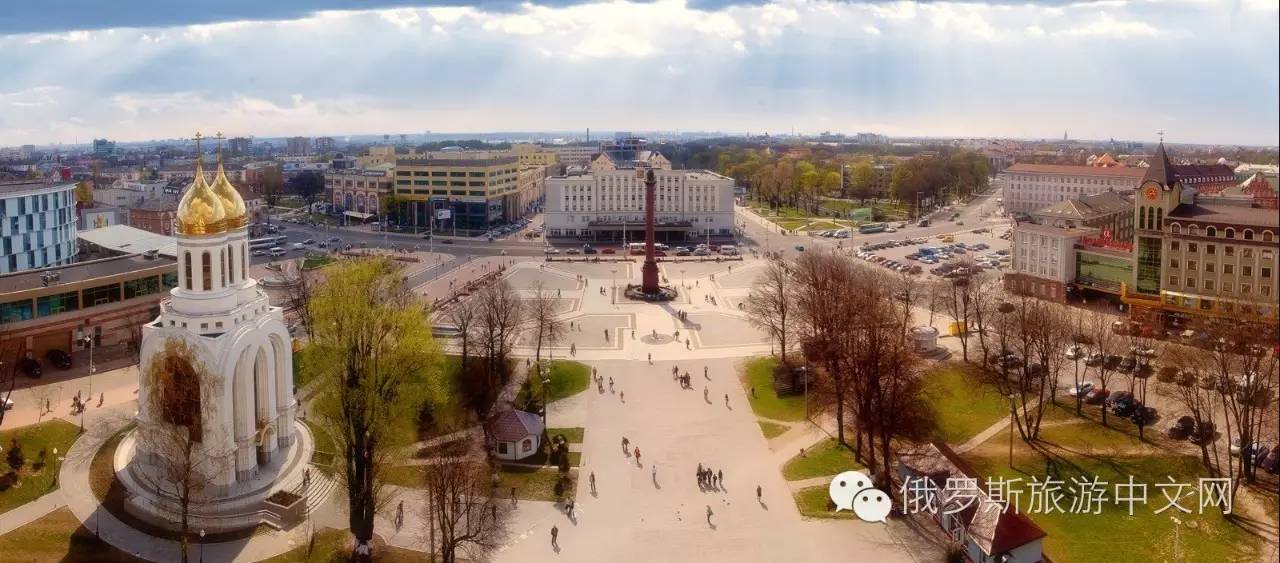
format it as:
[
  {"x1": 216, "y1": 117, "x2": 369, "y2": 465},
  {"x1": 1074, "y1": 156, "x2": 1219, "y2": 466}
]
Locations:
[
  {"x1": 543, "y1": 138, "x2": 735, "y2": 242},
  {"x1": 118, "y1": 137, "x2": 313, "y2": 532}
]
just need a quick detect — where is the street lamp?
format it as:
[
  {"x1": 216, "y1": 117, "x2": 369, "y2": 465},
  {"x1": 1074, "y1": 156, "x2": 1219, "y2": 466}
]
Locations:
[
  {"x1": 51, "y1": 448, "x2": 58, "y2": 487},
  {"x1": 680, "y1": 269, "x2": 686, "y2": 289},
  {"x1": 79, "y1": 334, "x2": 96, "y2": 403},
  {"x1": 610, "y1": 269, "x2": 617, "y2": 305},
  {"x1": 199, "y1": 529, "x2": 206, "y2": 563}
]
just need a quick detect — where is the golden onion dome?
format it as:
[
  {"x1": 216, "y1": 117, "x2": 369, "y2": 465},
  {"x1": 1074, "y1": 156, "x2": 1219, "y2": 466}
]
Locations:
[
  {"x1": 210, "y1": 155, "x2": 248, "y2": 229},
  {"x1": 176, "y1": 158, "x2": 227, "y2": 235}
]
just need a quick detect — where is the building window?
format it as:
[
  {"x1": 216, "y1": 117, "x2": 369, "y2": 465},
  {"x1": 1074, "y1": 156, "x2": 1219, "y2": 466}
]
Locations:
[
  {"x1": 1206, "y1": 226, "x2": 1217, "y2": 237},
  {"x1": 36, "y1": 291, "x2": 79, "y2": 316},
  {"x1": 1169, "y1": 258, "x2": 1179, "y2": 269},
  {"x1": 1224, "y1": 264, "x2": 1234, "y2": 275},
  {"x1": 1225, "y1": 246, "x2": 1234, "y2": 257},
  {"x1": 1240, "y1": 284, "x2": 1251, "y2": 295},
  {"x1": 1188, "y1": 243, "x2": 1198, "y2": 253},
  {"x1": 1243, "y1": 229, "x2": 1254, "y2": 240},
  {"x1": 202, "y1": 251, "x2": 212, "y2": 291},
  {"x1": 0, "y1": 299, "x2": 34, "y2": 324},
  {"x1": 1243, "y1": 266, "x2": 1253, "y2": 277},
  {"x1": 1187, "y1": 260, "x2": 1197, "y2": 272},
  {"x1": 1168, "y1": 275, "x2": 1179, "y2": 286},
  {"x1": 1205, "y1": 263, "x2": 1215, "y2": 274},
  {"x1": 1170, "y1": 241, "x2": 1180, "y2": 251},
  {"x1": 83, "y1": 283, "x2": 121, "y2": 306},
  {"x1": 1263, "y1": 267, "x2": 1273, "y2": 279},
  {"x1": 1223, "y1": 282, "x2": 1233, "y2": 293},
  {"x1": 184, "y1": 251, "x2": 192, "y2": 290},
  {"x1": 1206, "y1": 244, "x2": 1215, "y2": 255},
  {"x1": 1204, "y1": 280, "x2": 1215, "y2": 290},
  {"x1": 1186, "y1": 278, "x2": 1196, "y2": 288},
  {"x1": 1225, "y1": 228, "x2": 1235, "y2": 239},
  {"x1": 227, "y1": 243, "x2": 235, "y2": 282},
  {"x1": 124, "y1": 276, "x2": 161, "y2": 299}
]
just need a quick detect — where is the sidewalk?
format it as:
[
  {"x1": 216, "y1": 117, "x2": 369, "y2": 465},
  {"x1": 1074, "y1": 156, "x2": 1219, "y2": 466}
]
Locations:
[{"x1": 0, "y1": 491, "x2": 66, "y2": 536}]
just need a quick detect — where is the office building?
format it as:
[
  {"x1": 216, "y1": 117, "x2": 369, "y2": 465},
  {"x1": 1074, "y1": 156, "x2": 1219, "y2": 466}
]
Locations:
[
  {"x1": 1, "y1": 181, "x2": 79, "y2": 275},
  {"x1": 998, "y1": 163, "x2": 1146, "y2": 214},
  {"x1": 93, "y1": 138, "x2": 116, "y2": 156},
  {"x1": 0, "y1": 252, "x2": 176, "y2": 361},
  {"x1": 1029, "y1": 191, "x2": 1135, "y2": 242},
  {"x1": 314, "y1": 136, "x2": 336, "y2": 152},
  {"x1": 392, "y1": 157, "x2": 526, "y2": 231},
  {"x1": 227, "y1": 137, "x2": 253, "y2": 155}
]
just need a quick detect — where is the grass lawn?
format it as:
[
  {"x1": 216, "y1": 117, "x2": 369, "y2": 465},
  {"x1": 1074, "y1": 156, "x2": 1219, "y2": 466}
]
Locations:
[
  {"x1": 260, "y1": 527, "x2": 428, "y2": 563},
  {"x1": 740, "y1": 357, "x2": 806, "y2": 423},
  {"x1": 922, "y1": 363, "x2": 1009, "y2": 445},
  {"x1": 0, "y1": 507, "x2": 140, "y2": 562},
  {"x1": 301, "y1": 256, "x2": 334, "y2": 270},
  {"x1": 0, "y1": 419, "x2": 81, "y2": 514},
  {"x1": 542, "y1": 360, "x2": 590, "y2": 402},
  {"x1": 292, "y1": 348, "x2": 318, "y2": 390},
  {"x1": 793, "y1": 485, "x2": 854, "y2": 520},
  {"x1": 496, "y1": 466, "x2": 574, "y2": 502},
  {"x1": 757, "y1": 421, "x2": 790, "y2": 440},
  {"x1": 781, "y1": 438, "x2": 862, "y2": 481},
  {"x1": 771, "y1": 218, "x2": 810, "y2": 232},
  {"x1": 546, "y1": 427, "x2": 584, "y2": 443},
  {"x1": 304, "y1": 419, "x2": 338, "y2": 476},
  {"x1": 964, "y1": 425, "x2": 1261, "y2": 563}
]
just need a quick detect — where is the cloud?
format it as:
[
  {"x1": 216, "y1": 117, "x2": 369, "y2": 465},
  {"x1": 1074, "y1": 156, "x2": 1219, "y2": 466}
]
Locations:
[{"x1": 0, "y1": 0, "x2": 1275, "y2": 146}]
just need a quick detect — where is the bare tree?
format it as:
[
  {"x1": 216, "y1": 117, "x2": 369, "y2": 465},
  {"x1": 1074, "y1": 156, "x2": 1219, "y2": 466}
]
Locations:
[
  {"x1": 526, "y1": 280, "x2": 564, "y2": 368},
  {"x1": 745, "y1": 260, "x2": 795, "y2": 365},
  {"x1": 446, "y1": 297, "x2": 479, "y2": 376},
  {"x1": 422, "y1": 451, "x2": 512, "y2": 563},
  {"x1": 472, "y1": 280, "x2": 526, "y2": 396},
  {"x1": 791, "y1": 251, "x2": 857, "y2": 445},
  {"x1": 136, "y1": 338, "x2": 232, "y2": 563},
  {"x1": 1085, "y1": 313, "x2": 1124, "y2": 426},
  {"x1": 282, "y1": 262, "x2": 317, "y2": 340},
  {"x1": 941, "y1": 274, "x2": 977, "y2": 362}
]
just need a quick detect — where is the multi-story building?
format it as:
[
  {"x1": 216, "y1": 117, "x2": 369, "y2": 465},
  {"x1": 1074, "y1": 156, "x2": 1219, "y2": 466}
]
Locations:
[
  {"x1": 512, "y1": 143, "x2": 559, "y2": 169},
  {"x1": 1029, "y1": 191, "x2": 1135, "y2": 242},
  {"x1": 1172, "y1": 163, "x2": 1237, "y2": 194},
  {"x1": 0, "y1": 253, "x2": 176, "y2": 363},
  {"x1": 128, "y1": 197, "x2": 181, "y2": 235},
  {"x1": 92, "y1": 138, "x2": 116, "y2": 156},
  {"x1": 546, "y1": 145, "x2": 598, "y2": 167},
  {"x1": 391, "y1": 157, "x2": 525, "y2": 231},
  {"x1": 998, "y1": 163, "x2": 1146, "y2": 214},
  {"x1": 314, "y1": 137, "x2": 336, "y2": 152},
  {"x1": 1005, "y1": 223, "x2": 1096, "y2": 300},
  {"x1": 1123, "y1": 144, "x2": 1279, "y2": 331},
  {"x1": 286, "y1": 136, "x2": 311, "y2": 156},
  {"x1": 227, "y1": 137, "x2": 253, "y2": 156},
  {"x1": 156, "y1": 160, "x2": 245, "y2": 183},
  {"x1": 93, "y1": 179, "x2": 170, "y2": 208},
  {"x1": 326, "y1": 164, "x2": 395, "y2": 217},
  {"x1": 1, "y1": 181, "x2": 78, "y2": 275},
  {"x1": 543, "y1": 139, "x2": 734, "y2": 242}
]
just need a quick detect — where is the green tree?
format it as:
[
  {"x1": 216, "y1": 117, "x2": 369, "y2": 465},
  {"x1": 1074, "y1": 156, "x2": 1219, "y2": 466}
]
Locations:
[
  {"x1": 309, "y1": 258, "x2": 443, "y2": 558},
  {"x1": 849, "y1": 161, "x2": 876, "y2": 202}
]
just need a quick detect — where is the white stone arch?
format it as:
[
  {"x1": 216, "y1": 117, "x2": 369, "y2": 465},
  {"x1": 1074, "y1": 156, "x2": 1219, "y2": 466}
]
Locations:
[
  {"x1": 252, "y1": 345, "x2": 277, "y2": 462},
  {"x1": 228, "y1": 330, "x2": 270, "y2": 480},
  {"x1": 268, "y1": 332, "x2": 294, "y2": 447}
]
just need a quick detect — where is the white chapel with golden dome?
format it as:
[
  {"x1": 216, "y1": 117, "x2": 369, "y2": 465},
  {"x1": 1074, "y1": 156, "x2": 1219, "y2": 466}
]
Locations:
[{"x1": 119, "y1": 133, "x2": 309, "y2": 531}]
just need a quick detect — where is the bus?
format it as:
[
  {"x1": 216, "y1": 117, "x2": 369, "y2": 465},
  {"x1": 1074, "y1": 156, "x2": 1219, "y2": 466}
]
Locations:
[
  {"x1": 249, "y1": 235, "x2": 288, "y2": 250},
  {"x1": 858, "y1": 222, "x2": 887, "y2": 234}
]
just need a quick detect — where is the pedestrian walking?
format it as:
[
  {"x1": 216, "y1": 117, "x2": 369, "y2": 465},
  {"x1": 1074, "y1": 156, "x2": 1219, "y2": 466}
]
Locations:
[
  {"x1": 566, "y1": 499, "x2": 574, "y2": 517},
  {"x1": 589, "y1": 471, "x2": 596, "y2": 494},
  {"x1": 648, "y1": 353, "x2": 652, "y2": 364},
  {"x1": 551, "y1": 524, "x2": 559, "y2": 548},
  {"x1": 609, "y1": 377, "x2": 614, "y2": 392},
  {"x1": 717, "y1": 469, "x2": 724, "y2": 488},
  {"x1": 757, "y1": 485, "x2": 763, "y2": 502},
  {"x1": 620, "y1": 391, "x2": 625, "y2": 403},
  {"x1": 634, "y1": 447, "x2": 641, "y2": 464},
  {"x1": 704, "y1": 366, "x2": 709, "y2": 379},
  {"x1": 703, "y1": 386, "x2": 709, "y2": 402},
  {"x1": 512, "y1": 487, "x2": 518, "y2": 506},
  {"x1": 651, "y1": 463, "x2": 657, "y2": 483},
  {"x1": 706, "y1": 505, "x2": 714, "y2": 525},
  {"x1": 724, "y1": 393, "x2": 729, "y2": 407},
  {"x1": 604, "y1": 329, "x2": 609, "y2": 341}
]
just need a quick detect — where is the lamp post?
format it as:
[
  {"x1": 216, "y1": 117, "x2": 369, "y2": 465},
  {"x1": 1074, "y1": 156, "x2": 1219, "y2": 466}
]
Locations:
[
  {"x1": 51, "y1": 447, "x2": 58, "y2": 487},
  {"x1": 680, "y1": 269, "x2": 686, "y2": 289},
  {"x1": 199, "y1": 529, "x2": 206, "y2": 563},
  {"x1": 610, "y1": 269, "x2": 617, "y2": 305},
  {"x1": 79, "y1": 334, "x2": 96, "y2": 403}
]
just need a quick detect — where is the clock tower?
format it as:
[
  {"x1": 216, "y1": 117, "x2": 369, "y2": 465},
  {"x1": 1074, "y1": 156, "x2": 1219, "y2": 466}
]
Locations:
[{"x1": 1131, "y1": 141, "x2": 1183, "y2": 296}]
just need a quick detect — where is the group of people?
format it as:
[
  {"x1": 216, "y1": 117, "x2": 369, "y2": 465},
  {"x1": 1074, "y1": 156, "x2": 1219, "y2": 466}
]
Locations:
[
  {"x1": 696, "y1": 462, "x2": 725, "y2": 491},
  {"x1": 70, "y1": 391, "x2": 103, "y2": 414}
]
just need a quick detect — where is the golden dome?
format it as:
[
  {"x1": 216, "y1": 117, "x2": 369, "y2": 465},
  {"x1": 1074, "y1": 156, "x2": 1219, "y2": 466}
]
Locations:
[
  {"x1": 210, "y1": 150, "x2": 248, "y2": 230},
  {"x1": 176, "y1": 153, "x2": 227, "y2": 235}
]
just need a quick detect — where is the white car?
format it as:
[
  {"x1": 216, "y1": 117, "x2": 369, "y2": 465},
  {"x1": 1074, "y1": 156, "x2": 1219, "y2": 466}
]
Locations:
[
  {"x1": 1065, "y1": 344, "x2": 1086, "y2": 360},
  {"x1": 1, "y1": 397, "x2": 13, "y2": 410},
  {"x1": 1067, "y1": 382, "x2": 1095, "y2": 397}
]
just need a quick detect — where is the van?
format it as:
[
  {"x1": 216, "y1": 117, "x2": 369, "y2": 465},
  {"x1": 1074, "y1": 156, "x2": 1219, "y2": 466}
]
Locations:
[
  {"x1": 269, "y1": 247, "x2": 286, "y2": 257},
  {"x1": 720, "y1": 245, "x2": 738, "y2": 255},
  {"x1": 292, "y1": 243, "x2": 305, "y2": 250}
]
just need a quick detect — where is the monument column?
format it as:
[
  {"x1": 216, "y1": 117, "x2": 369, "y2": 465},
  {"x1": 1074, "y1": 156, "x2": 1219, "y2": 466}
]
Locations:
[{"x1": 641, "y1": 168, "x2": 660, "y2": 294}]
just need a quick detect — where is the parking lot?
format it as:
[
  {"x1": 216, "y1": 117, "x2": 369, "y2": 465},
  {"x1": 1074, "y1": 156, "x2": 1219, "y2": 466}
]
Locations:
[{"x1": 850, "y1": 228, "x2": 1012, "y2": 279}]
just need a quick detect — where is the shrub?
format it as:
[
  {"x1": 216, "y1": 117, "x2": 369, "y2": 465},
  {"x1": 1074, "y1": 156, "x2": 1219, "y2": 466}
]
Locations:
[{"x1": 5, "y1": 439, "x2": 24, "y2": 473}]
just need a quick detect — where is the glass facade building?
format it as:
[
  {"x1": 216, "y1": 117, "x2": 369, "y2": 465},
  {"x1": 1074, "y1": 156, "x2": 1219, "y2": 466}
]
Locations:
[{"x1": 0, "y1": 182, "x2": 79, "y2": 274}]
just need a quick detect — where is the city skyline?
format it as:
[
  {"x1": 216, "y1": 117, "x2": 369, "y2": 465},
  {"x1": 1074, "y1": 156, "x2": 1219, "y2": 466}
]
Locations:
[{"x1": 1, "y1": 0, "x2": 1278, "y2": 147}]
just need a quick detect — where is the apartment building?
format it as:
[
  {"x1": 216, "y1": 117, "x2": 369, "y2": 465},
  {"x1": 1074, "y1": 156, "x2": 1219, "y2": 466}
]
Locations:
[
  {"x1": 325, "y1": 164, "x2": 395, "y2": 218},
  {"x1": 1, "y1": 181, "x2": 79, "y2": 275},
  {"x1": 1005, "y1": 223, "x2": 1096, "y2": 300},
  {"x1": 998, "y1": 163, "x2": 1146, "y2": 214}
]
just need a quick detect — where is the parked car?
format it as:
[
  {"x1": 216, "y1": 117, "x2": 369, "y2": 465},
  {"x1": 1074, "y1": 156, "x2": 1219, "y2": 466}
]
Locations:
[
  {"x1": 328, "y1": 236, "x2": 341, "y2": 243},
  {"x1": 1067, "y1": 381, "x2": 1094, "y2": 397},
  {"x1": 1, "y1": 397, "x2": 13, "y2": 410},
  {"x1": 1128, "y1": 404, "x2": 1157, "y2": 425},
  {"x1": 251, "y1": 249, "x2": 267, "y2": 256},
  {"x1": 44, "y1": 349, "x2": 72, "y2": 369},
  {"x1": 1166, "y1": 416, "x2": 1196, "y2": 439},
  {"x1": 303, "y1": 238, "x2": 316, "y2": 245},
  {"x1": 1084, "y1": 353, "x2": 1104, "y2": 367},
  {"x1": 1065, "y1": 344, "x2": 1085, "y2": 360},
  {"x1": 17, "y1": 357, "x2": 42, "y2": 378},
  {"x1": 1258, "y1": 448, "x2": 1279, "y2": 474},
  {"x1": 602, "y1": 248, "x2": 616, "y2": 254},
  {"x1": 1118, "y1": 357, "x2": 1137, "y2": 373},
  {"x1": 795, "y1": 245, "x2": 805, "y2": 252},
  {"x1": 1189, "y1": 421, "x2": 1217, "y2": 445},
  {"x1": 566, "y1": 248, "x2": 581, "y2": 255},
  {"x1": 1083, "y1": 387, "x2": 1110, "y2": 405}
]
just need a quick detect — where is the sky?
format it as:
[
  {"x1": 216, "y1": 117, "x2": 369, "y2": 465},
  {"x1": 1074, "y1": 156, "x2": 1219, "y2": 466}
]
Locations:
[{"x1": 1, "y1": 0, "x2": 1277, "y2": 147}]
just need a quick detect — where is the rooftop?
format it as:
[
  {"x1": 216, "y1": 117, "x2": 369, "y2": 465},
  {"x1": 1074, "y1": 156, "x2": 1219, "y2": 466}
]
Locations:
[
  {"x1": 487, "y1": 409, "x2": 545, "y2": 442},
  {"x1": 1167, "y1": 201, "x2": 1280, "y2": 227},
  {"x1": 1032, "y1": 191, "x2": 1133, "y2": 220},
  {"x1": 0, "y1": 253, "x2": 176, "y2": 296},
  {"x1": 0, "y1": 181, "x2": 77, "y2": 197},
  {"x1": 1013, "y1": 223, "x2": 1100, "y2": 237},
  {"x1": 77, "y1": 224, "x2": 178, "y2": 257},
  {"x1": 397, "y1": 156, "x2": 519, "y2": 167},
  {"x1": 1003, "y1": 163, "x2": 1147, "y2": 178}
]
